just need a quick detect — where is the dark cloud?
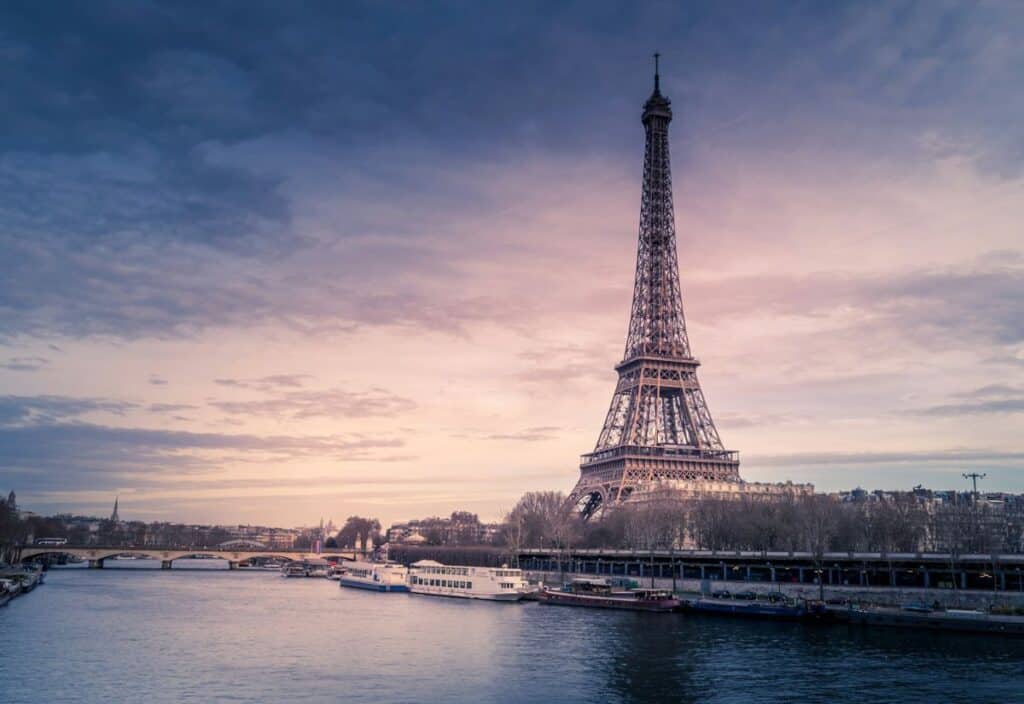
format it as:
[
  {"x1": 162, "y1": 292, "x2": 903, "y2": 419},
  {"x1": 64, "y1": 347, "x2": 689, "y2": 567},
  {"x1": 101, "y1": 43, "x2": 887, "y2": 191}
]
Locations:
[
  {"x1": 950, "y1": 384, "x2": 1024, "y2": 399},
  {"x1": 912, "y1": 399, "x2": 1024, "y2": 417},
  {"x1": 214, "y1": 374, "x2": 311, "y2": 390},
  {"x1": 210, "y1": 386, "x2": 416, "y2": 420},
  {"x1": 0, "y1": 356, "x2": 48, "y2": 371},
  {"x1": 692, "y1": 259, "x2": 1024, "y2": 348},
  {"x1": 909, "y1": 384, "x2": 1024, "y2": 416},
  {"x1": 0, "y1": 395, "x2": 134, "y2": 427},
  {"x1": 0, "y1": 421, "x2": 406, "y2": 494},
  {"x1": 147, "y1": 403, "x2": 198, "y2": 414},
  {"x1": 0, "y1": 2, "x2": 1020, "y2": 343}
]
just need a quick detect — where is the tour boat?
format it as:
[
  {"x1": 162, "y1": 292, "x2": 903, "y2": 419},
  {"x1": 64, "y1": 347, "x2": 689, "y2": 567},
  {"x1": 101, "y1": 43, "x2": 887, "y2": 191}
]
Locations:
[
  {"x1": 281, "y1": 563, "x2": 308, "y2": 578},
  {"x1": 408, "y1": 560, "x2": 527, "y2": 602},
  {"x1": 338, "y1": 560, "x2": 409, "y2": 592},
  {"x1": 537, "y1": 578, "x2": 679, "y2": 612}
]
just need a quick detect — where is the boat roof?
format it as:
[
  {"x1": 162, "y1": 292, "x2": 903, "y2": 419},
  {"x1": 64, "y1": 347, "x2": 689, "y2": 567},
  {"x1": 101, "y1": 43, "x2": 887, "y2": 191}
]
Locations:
[{"x1": 411, "y1": 560, "x2": 444, "y2": 567}]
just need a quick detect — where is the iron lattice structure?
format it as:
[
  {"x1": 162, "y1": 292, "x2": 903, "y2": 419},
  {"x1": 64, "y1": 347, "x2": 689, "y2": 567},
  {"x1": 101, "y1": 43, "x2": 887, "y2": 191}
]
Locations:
[{"x1": 569, "y1": 61, "x2": 740, "y2": 519}]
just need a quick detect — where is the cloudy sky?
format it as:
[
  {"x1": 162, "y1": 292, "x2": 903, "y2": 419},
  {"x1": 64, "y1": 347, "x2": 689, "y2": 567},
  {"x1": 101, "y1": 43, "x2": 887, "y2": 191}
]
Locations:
[{"x1": 2, "y1": 1, "x2": 1022, "y2": 527}]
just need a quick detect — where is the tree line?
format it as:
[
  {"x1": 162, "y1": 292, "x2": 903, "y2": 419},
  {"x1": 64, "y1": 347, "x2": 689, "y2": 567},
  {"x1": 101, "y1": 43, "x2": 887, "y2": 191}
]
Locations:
[{"x1": 502, "y1": 490, "x2": 1024, "y2": 555}]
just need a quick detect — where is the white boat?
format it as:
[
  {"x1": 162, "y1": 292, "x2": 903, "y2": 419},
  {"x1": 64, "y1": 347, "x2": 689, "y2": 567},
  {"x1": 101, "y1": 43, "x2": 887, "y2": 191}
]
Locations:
[
  {"x1": 338, "y1": 560, "x2": 408, "y2": 592},
  {"x1": 281, "y1": 563, "x2": 308, "y2": 578},
  {"x1": 408, "y1": 560, "x2": 526, "y2": 601}
]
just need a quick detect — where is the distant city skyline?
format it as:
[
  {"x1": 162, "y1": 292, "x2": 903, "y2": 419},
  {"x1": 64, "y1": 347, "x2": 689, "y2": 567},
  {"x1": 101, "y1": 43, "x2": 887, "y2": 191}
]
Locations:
[{"x1": 2, "y1": 2, "x2": 1023, "y2": 525}]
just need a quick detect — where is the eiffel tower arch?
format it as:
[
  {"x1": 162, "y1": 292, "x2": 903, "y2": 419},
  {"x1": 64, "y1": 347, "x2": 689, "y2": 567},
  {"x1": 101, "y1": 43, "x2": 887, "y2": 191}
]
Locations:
[{"x1": 569, "y1": 57, "x2": 740, "y2": 519}]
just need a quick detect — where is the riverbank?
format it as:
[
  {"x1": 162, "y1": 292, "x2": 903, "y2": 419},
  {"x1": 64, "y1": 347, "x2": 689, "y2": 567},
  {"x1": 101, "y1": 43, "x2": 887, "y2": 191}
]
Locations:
[
  {"x1": 526, "y1": 570, "x2": 1024, "y2": 611},
  {"x1": 530, "y1": 569, "x2": 1024, "y2": 635}
]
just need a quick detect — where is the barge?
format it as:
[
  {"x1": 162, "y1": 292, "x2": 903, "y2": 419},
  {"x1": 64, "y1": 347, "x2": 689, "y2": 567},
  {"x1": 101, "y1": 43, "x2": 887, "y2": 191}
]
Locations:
[{"x1": 538, "y1": 578, "x2": 679, "y2": 612}]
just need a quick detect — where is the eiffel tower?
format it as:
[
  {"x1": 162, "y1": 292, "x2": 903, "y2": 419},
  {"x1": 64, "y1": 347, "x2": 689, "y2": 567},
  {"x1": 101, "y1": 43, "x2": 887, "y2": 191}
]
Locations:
[{"x1": 569, "y1": 56, "x2": 740, "y2": 519}]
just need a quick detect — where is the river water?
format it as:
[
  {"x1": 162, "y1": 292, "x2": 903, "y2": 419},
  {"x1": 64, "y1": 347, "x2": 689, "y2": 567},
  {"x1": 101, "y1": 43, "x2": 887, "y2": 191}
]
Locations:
[{"x1": 2, "y1": 562, "x2": 1022, "y2": 703}]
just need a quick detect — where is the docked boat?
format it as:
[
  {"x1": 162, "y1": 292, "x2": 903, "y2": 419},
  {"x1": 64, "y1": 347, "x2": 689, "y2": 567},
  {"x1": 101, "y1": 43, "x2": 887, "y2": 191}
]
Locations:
[
  {"x1": 537, "y1": 578, "x2": 679, "y2": 612},
  {"x1": 0, "y1": 578, "x2": 21, "y2": 598},
  {"x1": 281, "y1": 563, "x2": 308, "y2": 578},
  {"x1": 408, "y1": 560, "x2": 526, "y2": 601},
  {"x1": 339, "y1": 560, "x2": 409, "y2": 592},
  {"x1": 839, "y1": 604, "x2": 1024, "y2": 636}
]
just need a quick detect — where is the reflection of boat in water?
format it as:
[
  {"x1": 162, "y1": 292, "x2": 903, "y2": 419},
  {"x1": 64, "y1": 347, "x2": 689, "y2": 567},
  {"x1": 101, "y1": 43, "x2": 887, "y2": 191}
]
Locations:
[
  {"x1": 681, "y1": 595, "x2": 825, "y2": 620},
  {"x1": 537, "y1": 579, "x2": 679, "y2": 612},
  {"x1": 408, "y1": 560, "x2": 526, "y2": 601},
  {"x1": 339, "y1": 561, "x2": 408, "y2": 592}
]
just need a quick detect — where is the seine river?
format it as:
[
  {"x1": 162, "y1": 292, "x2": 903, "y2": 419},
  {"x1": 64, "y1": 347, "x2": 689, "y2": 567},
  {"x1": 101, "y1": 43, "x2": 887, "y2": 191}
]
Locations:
[{"x1": 3, "y1": 562, "x2": 1022, "y2": 703}]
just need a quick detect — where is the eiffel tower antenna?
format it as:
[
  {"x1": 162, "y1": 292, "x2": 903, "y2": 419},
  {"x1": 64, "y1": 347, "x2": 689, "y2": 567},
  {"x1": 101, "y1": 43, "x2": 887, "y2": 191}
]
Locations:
[{"x1": 568, "y1": 58, "x2": 740, "y2": 519}]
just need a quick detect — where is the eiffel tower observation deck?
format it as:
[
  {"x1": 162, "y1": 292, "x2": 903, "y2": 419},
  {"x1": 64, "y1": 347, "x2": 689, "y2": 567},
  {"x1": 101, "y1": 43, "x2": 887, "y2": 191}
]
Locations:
[{"x1": 570, "y1": 56, "x2": 741, "y2": 518}]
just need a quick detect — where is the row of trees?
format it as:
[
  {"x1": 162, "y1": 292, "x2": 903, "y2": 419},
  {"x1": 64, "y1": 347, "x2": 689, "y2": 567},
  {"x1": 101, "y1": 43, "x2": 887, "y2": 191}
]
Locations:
[
  {"x1": 6, "y1": 489, "x2": 1022, "y2": 562},
  {"x1": 329, "y1": 516, "x2": 382, "y2": 552},
  {"x1": 502, "y1": 491, "x2": 1024, "y2": 556}
]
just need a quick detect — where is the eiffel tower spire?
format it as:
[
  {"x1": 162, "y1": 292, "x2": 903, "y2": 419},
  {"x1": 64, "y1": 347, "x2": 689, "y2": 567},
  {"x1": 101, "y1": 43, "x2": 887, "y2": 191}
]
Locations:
[{"x1": 569, "y1": 57, "x2": 740, "y2": 519}]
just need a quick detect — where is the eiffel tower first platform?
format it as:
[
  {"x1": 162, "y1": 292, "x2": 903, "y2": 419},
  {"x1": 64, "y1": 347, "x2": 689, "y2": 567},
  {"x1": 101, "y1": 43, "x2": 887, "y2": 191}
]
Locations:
[{"x1": 569, "y1": 57, "x2": 741, "y2": 518}]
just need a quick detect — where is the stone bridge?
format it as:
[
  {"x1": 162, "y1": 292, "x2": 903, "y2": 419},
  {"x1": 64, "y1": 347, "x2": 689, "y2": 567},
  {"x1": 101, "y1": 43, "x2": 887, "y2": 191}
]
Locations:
[{"x1": 19, "y1": 546, "x2": 358, "y2": 569}]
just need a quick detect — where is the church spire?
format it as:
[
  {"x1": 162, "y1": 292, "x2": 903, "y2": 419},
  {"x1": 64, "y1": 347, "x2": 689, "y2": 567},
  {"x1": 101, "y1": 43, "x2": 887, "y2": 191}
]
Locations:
[{"x1": 111, "y1": 496, "x2": 120, "y2": 522}]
